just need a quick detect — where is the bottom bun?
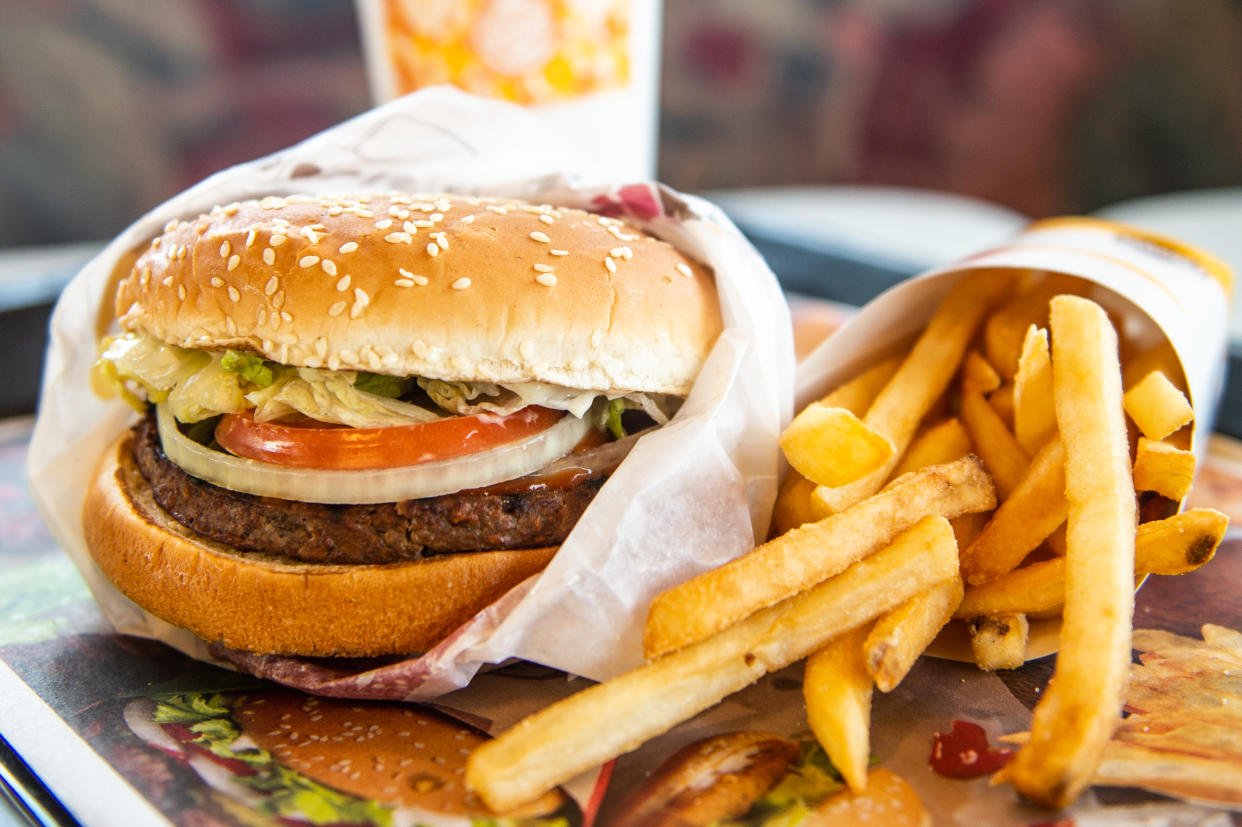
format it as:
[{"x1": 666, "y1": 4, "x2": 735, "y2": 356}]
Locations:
[{"x1": 82, "y1": 433, "x2": 558, "y2": 657}]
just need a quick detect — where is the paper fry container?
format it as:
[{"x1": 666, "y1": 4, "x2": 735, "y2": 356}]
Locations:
[
  {"x1": 796, "y1": 216, "x2": 1233, "y2": 662},
  {"x1": 26, "y1": 87, "x2": 794, "y2": 699}
]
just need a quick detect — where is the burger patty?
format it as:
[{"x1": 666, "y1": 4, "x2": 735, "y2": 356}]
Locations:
[{"x1": 131, "y1": 411, "x2": 605, "y2": 565}]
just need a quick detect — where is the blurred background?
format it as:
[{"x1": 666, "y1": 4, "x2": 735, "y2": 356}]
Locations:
[{"x1": 3, "y1": 0, "x2": 1242, "y2": 248}]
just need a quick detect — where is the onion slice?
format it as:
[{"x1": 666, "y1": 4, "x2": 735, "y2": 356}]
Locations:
[{"x1": 156, "y1": 403, "x2": 596, "y2": 504}]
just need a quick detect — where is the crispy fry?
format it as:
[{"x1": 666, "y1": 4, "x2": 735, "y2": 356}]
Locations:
[
  {"x1": 887, "y1": 418, "x2": 971, "y2": 481},
  {"x1": 960, "y1": 386, "x2": 1030, "y2": 499},
  {"x1": 819, "y1": 355, "x2": 902, "y2": 415},
  {"x1": 967, "y1": 613, "x2": 1029, "y2": 671},
  {"x1": 1124, "y1": 370, "x2": 1194, "y2": 441},
  {"x1": 772, "y1": 473, "x2": 818, "y2": 535},
  {"x1": 983, "y1": 280, "x2": 1064, "y2": 380},
  {"x1": 804, "y1": 624, "x2": 874, "y2": 792},
  {"x1": 957, "y1": 508, "x2": 1226, "y2": 617},
  {"x1": 467, "y1": 517, "x2": 960, "y2": 812},
  {"x1": 865, "y1": 577, "x2": 963, "y2": 692},
  {"x1": 780, "y1": 405, "x2": 895, "y2": 488},
  {"x1": 990, "y1": 382, "x2": 1016, "y2": 429},
  {"x1": 1013, "y1": 325, "x2": 1057, "y2": 455},
  {"x1": 1092, "y1": 740, "x2": 1242, "y2": 807},
  {"x1": 644, "y1": 456, "x2": 995, "y2": 659},
  {"x1": 962, "y1": 350, "x2": 1001, "y2": 394},
  {"x1": 1133, "y1": 437, "x2": 1196, "y2": 501},
  {"x1": 1003, "y1": 294, "x2": 1137, "y2": 809},
  {"x1": 959, "y1": 438, "x2": 1067, "y2": 585},
  {"x1": 812, "y1": 276, "x2": 1012, "y2": 514}
]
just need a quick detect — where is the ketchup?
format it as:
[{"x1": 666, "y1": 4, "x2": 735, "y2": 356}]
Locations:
[{"x1": 930, "y1": 720, "x2": 1014, "y2": 778}]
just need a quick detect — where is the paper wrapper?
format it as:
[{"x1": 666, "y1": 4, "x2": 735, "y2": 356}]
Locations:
[
  {"x1": 797, "y1": 216, "x2": 1233, "y2": 661},
  {"x1": 25, "y1": 86, "x2": 794, "y2": 700}
]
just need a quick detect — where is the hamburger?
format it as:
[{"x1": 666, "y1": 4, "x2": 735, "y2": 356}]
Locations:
[{"x1": 84, "y1": 192, "x2": 722, "y2": 658}]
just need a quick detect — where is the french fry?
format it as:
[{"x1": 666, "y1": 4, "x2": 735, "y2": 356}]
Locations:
[
  {"x1": 989, "y1": 382, "x2": 1016, "y2": 429},
  {"x1": 1002, "y1": 294, "x2": 1137, "y2": 809},
  {"x1": 983, "y1": 279, "x2": 1068, "y2": 380},
  {"x1": 1124, "y1": 370, "x2": 1194, "y2": 441},
  {"x1": 780, "y1": 405, "x2": 895, "y2": 488},
  {"x1": 819, "y1": 355, "x2": 902, "y2": 415},
  {"x1": 957, "y1": 508, "x2": 1226, "y2": 617},
  {"x1": 960, "y1": 386, "x2": 1030, "y2": 499},
  {"x1": 962, "y1": 350, "x2": 1001, "y2": 394},
  {"x1": 804, "y1": 624, "x2": 874, "y2": 792},
  {"x1": 1133, "y1": 437, "x2": 1196, "y2": 501},
  {"x1": 865, "y1": 577, "x2": 963, "y2": 692},
  {"x1": 1013, "y1": 325, "x2": 1057, "y2": 455},
  {"x1": 887, "y1": 417, "x2": 971, "y2": 481},
  {"x1": 1092, "y1": 740, "x2": 1242, "y2": 808},
  {"x1": 959, "y1": 438, "x2": 1067, "y2": 585},
  {"x1": 771, "y1": 473, "x2": 818, "y2": 535},
  {"x1": 811, "y1": 276, "x2": 1013, "y2": 514},
  {"x1": 644, "y1": 456, "x2": 995, "y2": 660},
  {"x1": 967, "y1": 613, "x2": 1029, "y2": 671},
  {"x1": 467, "y1": 516, "x2": 960, "y2": 812}
]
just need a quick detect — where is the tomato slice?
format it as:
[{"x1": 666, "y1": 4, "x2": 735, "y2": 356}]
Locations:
[{"x1": 215, "y1": 406, "x2": 565, "y2": 470}]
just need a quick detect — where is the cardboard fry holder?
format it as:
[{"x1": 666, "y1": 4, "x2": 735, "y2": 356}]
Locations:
[
  {"x1": 796, "y1": 216, "x2": 1233, "y2": 661},
  {"x1": 25, "y1": 87, "x2": 794, "y2": 699}
]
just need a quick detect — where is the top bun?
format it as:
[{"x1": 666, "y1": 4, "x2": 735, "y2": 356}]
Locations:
[{"x1": 115, "y1": 193, "x2": 723, "y2": 396}]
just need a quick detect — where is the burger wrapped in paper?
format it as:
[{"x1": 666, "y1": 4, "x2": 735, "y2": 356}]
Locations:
[{"x1": 27, "y1": 88, "x2": 792, "y2": 697}]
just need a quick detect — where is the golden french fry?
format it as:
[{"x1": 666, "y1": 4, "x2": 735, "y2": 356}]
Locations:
[
  {"x1": 1003, "y1": 294, "x2": 1137, "y2": 809},
  {"x1": 1092, "y1": 740, "x2": 1242, "y2": 808},
  {"x1": 990, "y1": 382, "x2": 1016, "y2": 429},
  {"x1": 962, "y1": 350, "x2": 1001, "y2": 394},
  {"x1": 644, "y1": 456, "x2": 995, "y2": 659},
  {"x1": 960, "y1": 438, "x2": 1067, "y2": 585},
  {"x1": 865, "y1": 577, "x2": 963, "y2": 692},
  {"x1": 781, "y1": 405, "x2": 895, "y2": 488},
  {"x1": 1133, "y1": 437, "x2": 1196, "y2": 501},
  {"x1": 960, "y1": 386, "x2": 1030, "y2": 499},
  {"x1": 467, "y1": 516, "x2": 961, "y2": 812},
  {"x1": 1013, "y1": 325, "x2": 1057, "y2": 455},
  {"x1": 812, "y1": 276, "x2": 1013, "y2": 514},
  {"x1": 887, "y1": 417, "x2": 971, "y2": 481},
  {"x1": 958, "y1": 508, "x2": 1226, "y2": 618},
  {"x1": 772, "y1": 473, "x2": 818, "y2": 536},
  {"x1": 804, "y1": 624, "x2": 874, "y2": 792},
  {"x1": 983, "y1": 279, "x2": 1070, "y2": 380},
  {"x1": 967, "y1": 613, "x2": 1029, "y2": 671},
  {"x1": 819, "y1": 355, "x2": 902, "y2": 415},
  {"x1": 1124, "y1": 370, "x2": 1194, "y2": 441},
  {"x1": 800, "y1": 768, "x2": 930, "y2": 827}
]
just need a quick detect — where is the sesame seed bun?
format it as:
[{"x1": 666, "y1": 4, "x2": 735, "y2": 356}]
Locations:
[
  {"x1": 83, "y1": 432, "x2": 557, "y2": 656},
  {"x1": 115, "y1": 193, "x2": 722, "y2": 395}
]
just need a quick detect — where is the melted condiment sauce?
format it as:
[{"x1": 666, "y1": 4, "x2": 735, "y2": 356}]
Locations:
[{"x1": 929, "y1": 719, "x2": 1014, "y2": 779}]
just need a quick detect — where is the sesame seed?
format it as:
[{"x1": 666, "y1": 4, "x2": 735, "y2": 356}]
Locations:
[
  {"x1": 219, "y1": 241, "x2": 231, "y2": 258},
  {"x1": 161, "y1": 276, "x2": 173, "y2": 287},
  {"x1": 536, "y1": 273, "x2": 557, "y2": 287},
  {"x1": 272, "y1": 291, "x2": 285, "y2": 309},
  {"x1": 540, "y1": 214, "x2": 555, "y2": 224},
  {"x1": 280, "y1": 311, "x2": 292, "y2": 323},
  {"x1": 322, "y1": 259, "x2": 338, "y2": 276},
  {"x1": 412, "y1": 219, "x2": 433, "y2": 228},
  {"x1": 177, "y1": 285, "x2": 186, "y2": 300},
  {"x1": 270, "y1": 234, "x2": 287, "y2": 247},
  {"x1": 301, "y1": 227, "x2": 321, "y2": 243},
  {"x1": 265, "y1": 276, "x2": 279, "y2": 296},
  {"x1": 245, "y1": 229, "x2": 256, "y2": 247},
  {"x1": 335, "y1": 275, "x2": 351, "y2": 292},
  {"x1": 435, "y1": 235, "x2": 449, "y2": 250},
  {"x1": 350, "y1": 288, "x2": 370, "y2": 318},
  {"x1": 262, "y1": 248, "x2": 276, "y2": 266},
  {"x1": 228, "y1": 286, "x2": 241, "y2": 302},
  {"x1": 385, "y1": 232, "x2": 412, "y2": 244},
  {"x1": 461, "y1": 214, "x2": 475, "y2": 224},
  {"x1": 339, "y1": 241, "x2": 358, "y2": 254},
  {"x1": 429, "y1": 212, "x2": 443, "y2": 221},
  {"x1": 604, "y1": 256, "x2": 617, "y2": 273},
  {"x1": 210, "y1": 277, "x2": 224, "y2": 287},
  {"x1": 534, "y1": 263, "x2": 554, "y2": 273},
  {"x1": 676, "y1": 263, "x2": 693, "y2": 277},
  {"x1": 299, "y1": 255, "x2": 319, "y2": 268},
  {"x1": 398, "y1": 268, "x2": 428, "y2": 286},
  {"x1": 451, "y1": 277, "x2": 471, "y2": 290},
  {"x1": 394, "y1": 279, "x2": 414, "y2": 287},
  {"x1": 403, "y1": 221, "x2": 419, "y2": 234},
  {"x1": 530, "y1": 231, "x2": 551, "y2": 243},
  {"x1": 328, "y1": 301, "x2": 346, "y2": 317},
  {"x1": 427, "y1": 243, "x2": 439, "y2": 257},
  {"x1": 227, "y1": 254, "x2": 240, "y2": 271},
  {"x1": 226, "y1": 317, "x2": 237, "y2": 335},
  {"x1": 550, "y1": 249, "x2": 569, "y2": 256},
  {"x1": 375, "y1": 219, "x2": 393, "y2": 230}
]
